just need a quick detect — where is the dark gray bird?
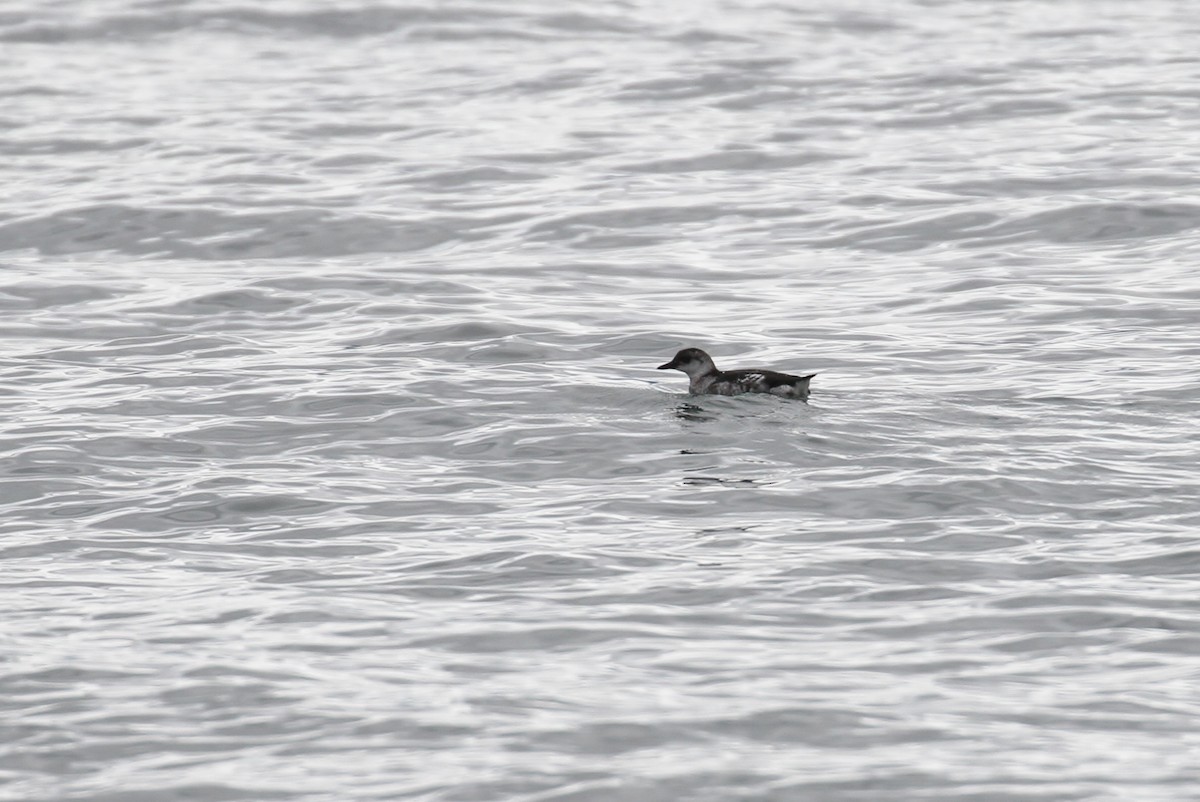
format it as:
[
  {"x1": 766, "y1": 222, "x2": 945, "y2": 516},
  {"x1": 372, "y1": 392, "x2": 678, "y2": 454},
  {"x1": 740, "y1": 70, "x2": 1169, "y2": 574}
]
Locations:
[{"x1": 657, "y1": 348, "x2": 816, "y2": 399}]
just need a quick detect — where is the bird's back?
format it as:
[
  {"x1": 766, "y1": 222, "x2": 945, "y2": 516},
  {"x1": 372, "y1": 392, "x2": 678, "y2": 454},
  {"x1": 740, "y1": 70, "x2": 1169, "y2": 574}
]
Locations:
[{"x1": 702, "y1": 368, "x2": 816, "y2": 398}]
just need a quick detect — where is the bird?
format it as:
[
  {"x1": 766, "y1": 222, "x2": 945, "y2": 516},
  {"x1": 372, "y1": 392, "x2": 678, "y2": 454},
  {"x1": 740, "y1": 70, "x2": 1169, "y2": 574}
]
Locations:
[{"x1": 657, "y1": 347, "x2": 816, "y2": 399}]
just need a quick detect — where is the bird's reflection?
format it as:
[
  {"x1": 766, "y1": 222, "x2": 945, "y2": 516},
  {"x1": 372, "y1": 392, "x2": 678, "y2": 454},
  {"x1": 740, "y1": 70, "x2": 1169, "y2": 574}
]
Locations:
[
  {"x1": 673, "y1": 402, "x2": 716, "y2": 422},
  {"x1": 681, "y1": 476, "x2": 763, "y2": 487},
  {"x1": 672, "y1": 393, "x2": 804, "y2": 423}
]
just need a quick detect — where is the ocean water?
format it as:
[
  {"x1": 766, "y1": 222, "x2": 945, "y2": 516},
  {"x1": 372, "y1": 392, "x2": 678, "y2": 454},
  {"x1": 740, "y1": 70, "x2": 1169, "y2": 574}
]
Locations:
[{"x1": 3, "y1": 1, "x2": 1200, "y2": 800}]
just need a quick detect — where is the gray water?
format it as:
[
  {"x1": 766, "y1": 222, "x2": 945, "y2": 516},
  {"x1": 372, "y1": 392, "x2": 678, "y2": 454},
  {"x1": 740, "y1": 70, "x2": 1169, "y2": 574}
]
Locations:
[{"x1": 3, "y1": 1, "x2": 1200, "y2": 800}]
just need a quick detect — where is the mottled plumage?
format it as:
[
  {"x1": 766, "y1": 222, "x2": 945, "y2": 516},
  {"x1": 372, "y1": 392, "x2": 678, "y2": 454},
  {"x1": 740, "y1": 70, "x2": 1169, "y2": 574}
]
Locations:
[{"x1": 657, "y1": 348, "x2": 816, "y2": 399}]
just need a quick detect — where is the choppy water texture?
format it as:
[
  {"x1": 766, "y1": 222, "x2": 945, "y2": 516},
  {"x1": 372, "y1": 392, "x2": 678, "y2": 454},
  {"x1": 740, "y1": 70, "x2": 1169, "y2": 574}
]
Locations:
[{"x1": 3, "y1": 1, "x2": 1200, "y2": 800}]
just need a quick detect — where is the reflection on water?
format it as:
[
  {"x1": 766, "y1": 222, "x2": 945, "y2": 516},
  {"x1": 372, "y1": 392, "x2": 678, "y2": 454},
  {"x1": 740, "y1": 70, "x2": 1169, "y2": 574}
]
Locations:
[
  {"x1": 674, "y1": 402, "x2": 716, "y2": 422},
  {"x1": 681, "y1": 476, "x2": 769, "y2": 487}
]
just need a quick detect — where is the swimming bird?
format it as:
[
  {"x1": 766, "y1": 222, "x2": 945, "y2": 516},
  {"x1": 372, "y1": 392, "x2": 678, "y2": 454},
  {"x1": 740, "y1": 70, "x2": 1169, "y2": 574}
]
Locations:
[{"x1": 657, "y1": 347, "x2": 816, "y2": 399}]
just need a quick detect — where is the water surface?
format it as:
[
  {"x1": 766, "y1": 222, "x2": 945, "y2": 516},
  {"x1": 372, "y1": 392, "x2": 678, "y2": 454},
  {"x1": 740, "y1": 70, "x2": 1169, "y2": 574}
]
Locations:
[{"x1": 3, "y1": 1, "x2": 1200, "y2": 800}]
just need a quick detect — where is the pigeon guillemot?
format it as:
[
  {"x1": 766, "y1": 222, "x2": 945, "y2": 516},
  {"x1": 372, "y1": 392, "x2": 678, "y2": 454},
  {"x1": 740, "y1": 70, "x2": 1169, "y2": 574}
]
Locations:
[{"x1": 657, "y1": 347, "x2": 816, "y2": 399}]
